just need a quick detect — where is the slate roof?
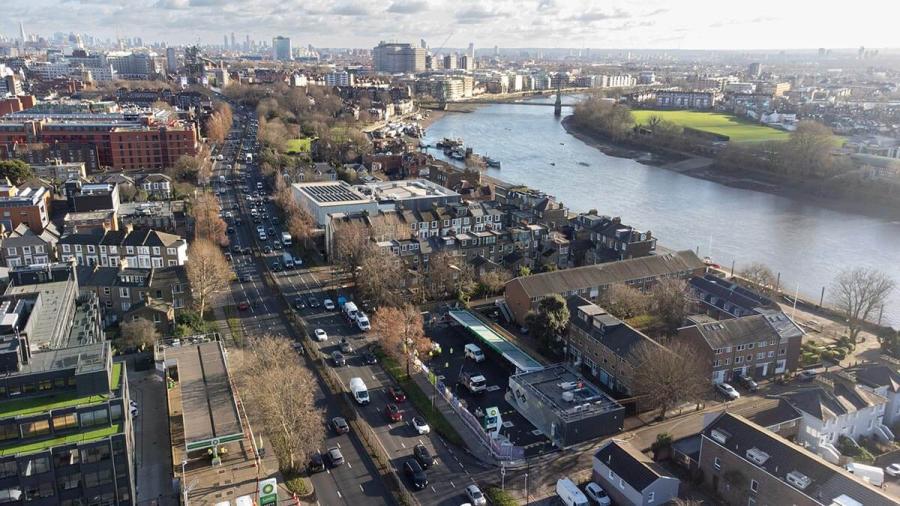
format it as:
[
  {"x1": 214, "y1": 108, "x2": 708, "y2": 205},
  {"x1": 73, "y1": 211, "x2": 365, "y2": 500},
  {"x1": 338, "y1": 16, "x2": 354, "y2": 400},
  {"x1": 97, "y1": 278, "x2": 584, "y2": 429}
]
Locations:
[
  {"x1": 594, "y1": 440, "x2": 671, "y2": 492},
  {"x1": 690, "y1": 274, "x2": 775, "y2": 313},
  {"x1": 691, "y1": 314, "x2": 781, "y2": 349},
  {"x1": 567, "y1": 296, "x2": 661, "y2": 359},
  {"x1": 702, "y1": 413, "x2": 896, "y2": 506},
  {"x1": 780, "y1": 381, "x2": 886, "y2": 422},
  {"x1": 855, "y1": 364, "x2": 900, "y2": 393},
  {"x1": 506, "y1": 250, "x2": 705, "y2": 298}
]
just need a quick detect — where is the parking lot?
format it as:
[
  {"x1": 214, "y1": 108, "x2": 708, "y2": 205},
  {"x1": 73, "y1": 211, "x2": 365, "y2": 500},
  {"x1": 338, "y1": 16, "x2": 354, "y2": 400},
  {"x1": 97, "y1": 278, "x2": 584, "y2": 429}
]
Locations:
[
  {"x1": 424, "y1": 323, "x2": 554, "y2": 457},
  {"x1": 127, "y1": 364, "x2": 176, "y2": 505}
]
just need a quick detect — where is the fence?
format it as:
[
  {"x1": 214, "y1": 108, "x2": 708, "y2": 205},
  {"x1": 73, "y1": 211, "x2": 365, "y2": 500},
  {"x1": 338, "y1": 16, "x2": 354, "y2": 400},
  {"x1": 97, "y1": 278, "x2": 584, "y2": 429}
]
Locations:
[{"x1": 419, "y1": 361, "x2": 525, "y2": 462}]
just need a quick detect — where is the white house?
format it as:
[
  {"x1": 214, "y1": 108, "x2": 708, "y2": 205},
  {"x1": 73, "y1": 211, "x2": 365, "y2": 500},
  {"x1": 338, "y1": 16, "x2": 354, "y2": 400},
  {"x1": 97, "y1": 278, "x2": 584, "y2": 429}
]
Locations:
[
  {"x1": 854, "y1": 365, "x2": 900, "y2": 428},
  {"x1": 592, "y1": 440, "x2": 680, "y2": 506},
  {"x1": 781, "y1": 378, "x2": 891, "y2": 464}
]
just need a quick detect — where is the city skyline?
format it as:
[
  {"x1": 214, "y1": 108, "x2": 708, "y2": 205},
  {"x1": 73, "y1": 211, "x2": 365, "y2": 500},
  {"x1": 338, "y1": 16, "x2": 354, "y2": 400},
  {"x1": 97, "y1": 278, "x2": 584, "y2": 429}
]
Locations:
[{"x1": 4, "y1": 0, "x2": 900, "y2": 51}]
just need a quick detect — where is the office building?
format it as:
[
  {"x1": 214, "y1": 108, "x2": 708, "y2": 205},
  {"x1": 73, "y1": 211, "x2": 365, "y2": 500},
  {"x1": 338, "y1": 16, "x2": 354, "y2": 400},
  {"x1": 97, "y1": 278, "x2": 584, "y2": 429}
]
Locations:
[
  {"x1": 747, "y1": 62, "x2": 762, "y2": 78},
  {"x1": 0, "y1": 182, "x2": 52, "y2": 234},
  {"x1": 166, "y1": 47, "x2": 177, "y2": 74},
  {"x1": 291, "y1": 181, "x2": 377, "y2": 227},
  {"x1": 442, "y1": 54, "x2": 457, "y2": 70},
  {"x1": 459, "y1": 55, "x2": 474, "y2": 71},
  {"x1": 272, "y1": 36, "x2": 292, "y2": 61},
  {"x1": 0, "y1": 110, "x2": 199, "y2": 171},
  {"x1": 372, "y1": 42, "x2": 425, "y2": 74},
  {"x1": 325, "y1": 71, "x2": 353, "y2": 87}
]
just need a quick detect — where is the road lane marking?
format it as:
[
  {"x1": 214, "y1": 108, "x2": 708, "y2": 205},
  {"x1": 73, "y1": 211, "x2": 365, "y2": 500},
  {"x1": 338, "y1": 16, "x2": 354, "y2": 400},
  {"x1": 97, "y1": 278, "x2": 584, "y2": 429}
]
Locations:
[
  {"x1": 346, "y1": 461, "x2": 351, "y2": 468},
  {"x1": 431, "y1": 486, "x2": 437, "y2": 493},
  {"x1": 400, "y1": 442, "x2": 406, "y2": 448}
]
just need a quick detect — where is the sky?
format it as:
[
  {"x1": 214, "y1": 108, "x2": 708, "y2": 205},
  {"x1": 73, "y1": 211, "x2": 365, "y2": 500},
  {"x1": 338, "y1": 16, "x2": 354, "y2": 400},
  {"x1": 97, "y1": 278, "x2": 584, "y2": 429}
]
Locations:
[{"x1": 4, "y1": 0, "x2": 900, "y2": 50}]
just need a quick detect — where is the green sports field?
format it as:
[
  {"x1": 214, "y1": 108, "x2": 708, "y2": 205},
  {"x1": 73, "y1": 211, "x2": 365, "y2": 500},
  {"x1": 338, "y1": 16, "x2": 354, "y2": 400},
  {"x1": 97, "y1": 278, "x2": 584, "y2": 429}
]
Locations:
[
  {"x1": 284, "y1": 138, "x2": 312, "y2": 154},
  {"x1": 631, "y1": 110, "x2": 792, "y2": 143}
]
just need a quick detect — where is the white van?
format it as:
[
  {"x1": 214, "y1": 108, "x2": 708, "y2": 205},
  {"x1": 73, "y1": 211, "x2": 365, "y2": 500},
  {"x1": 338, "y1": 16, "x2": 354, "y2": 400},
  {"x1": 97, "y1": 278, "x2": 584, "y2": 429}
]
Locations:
[
  {"x1": 349, "y1": 377, "x2": 369, "y2": 405},
  {"x1": 356, "y1": 312, "x2": 371, "y2": 331},
  {"x1": 845, "y1": 462, "x2": 884, "y2": 486},
  {"x1": 556, "y1": 478, "x2": 589, "y2": 506},
  {"x1": 465, "y1": 344, "x2": 485, "y2": 363}
]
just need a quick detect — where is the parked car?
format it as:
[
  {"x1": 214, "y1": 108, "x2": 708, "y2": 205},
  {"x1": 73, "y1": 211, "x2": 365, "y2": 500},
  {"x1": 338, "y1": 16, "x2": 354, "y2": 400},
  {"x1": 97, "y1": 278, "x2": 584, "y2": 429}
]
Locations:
[
  {"x1": 331, "y1": 351, "x2": 346, "y2": 367},
  {"x1": 293, "y1": 298, "x2": 305, "y2": 310},
  {"x1": 307, "y1": 297, "x2": 320, "y2": 308},
  {"x1": 340, "y1": 339, "x2": 353, "y2": 353},
  {"x1": 324, "y1": 299, "x2": 336, "y2": 310},
  {"x1": 403, "y1": 459, "x2": 428, "y2": 490},
  {"x1": 716, "y1": 382, "x2": 740, "y2": 400},
  {"x1": 798, "y1": 370, "x2": 818, "y2": 382},
  {"x1": 314, "y1": 328, "x2": 328, "y2": 341},
  {"x1": 465, "y1": 484, "x2": 487, "y2": 506},
  {"x1": 330, "y1": 417, "x2": 350, "y2": 434},
  {"x1": 239, "y1": 274, "x2": 251, "y2": 282},
  {"x1": 584, "y1": 482, "x2": 611, "y2": 505},
  {"x1": 238, "y1": 301, "x2": 250, "y2": 311},
  {"x1": 885, "y1": 463, "x2": 900, "y2": 477},
  {"x1": 385, "y1": 403, "x2": 403, "y2": 422},
  {"x1": 389, "y1": 386, "x2": 407, "y2": 403},
  {"x1": 736, "y1": 374, "x2": 759, "y2": 392},
  {"x1": 326, "y1": 447, "x2": 344, "y2": 467},
  {"x1": 412, "y1": 416, "x2": 430, "y2": 435},
  {"x1": 362, "y1": 351, "x2": 378, "y2": 365},
  {"x1": 413, "y1": 443, "x2": 434, "y2": 469},
  {"x1": 308, "y1": 453, "x2": 325, "y2": 473}
]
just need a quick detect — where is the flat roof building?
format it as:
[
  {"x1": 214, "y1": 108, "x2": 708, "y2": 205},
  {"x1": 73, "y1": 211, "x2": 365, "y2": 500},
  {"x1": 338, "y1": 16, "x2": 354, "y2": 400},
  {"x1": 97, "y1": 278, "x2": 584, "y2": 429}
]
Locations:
[
  {"x1": 362, "y1": 179, "x2": 461, "y2": 211},
  {"x1": 507, "y1": 363, "x2": 624, "y2": 447},
  {"x1": 291, "y1": 181, "x2": 378, "y2": 227}
]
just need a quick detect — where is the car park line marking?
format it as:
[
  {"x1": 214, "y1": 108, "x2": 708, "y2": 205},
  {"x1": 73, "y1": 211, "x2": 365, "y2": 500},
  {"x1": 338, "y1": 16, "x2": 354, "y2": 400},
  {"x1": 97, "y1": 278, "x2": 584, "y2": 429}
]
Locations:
[
  {"x1": 450, "y1": 481, "x2": 455, "y2": 488},
  {"x1": 336, "y1": 491, "x2": 342, "y2": 498},
  {"x1": 359, "y1": 485, "x2": 364, "y2": 492},
  {"x1": 336, "y1": 442, "x2": 341, "y2": 449},
  {"x1": 346, "y1": 461, "x2": 352, "y2": 468},
  {"x1": 400, "y1": 442, "x2": 406, "y2": 448}
]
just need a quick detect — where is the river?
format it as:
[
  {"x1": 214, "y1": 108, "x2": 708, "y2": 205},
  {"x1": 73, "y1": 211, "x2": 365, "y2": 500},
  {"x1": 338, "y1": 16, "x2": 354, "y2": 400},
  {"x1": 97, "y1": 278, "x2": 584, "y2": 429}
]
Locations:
[{"x1": 422, "y1": 98, "x2": 900, "y2": 327}]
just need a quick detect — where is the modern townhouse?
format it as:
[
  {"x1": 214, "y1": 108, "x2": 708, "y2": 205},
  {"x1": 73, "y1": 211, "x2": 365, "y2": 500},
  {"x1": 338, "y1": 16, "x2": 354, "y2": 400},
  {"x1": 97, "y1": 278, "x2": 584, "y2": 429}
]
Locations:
[
  {"x1": 850, "y1": 364, "x2": 900, "y2": 427},
  {"x1": 697, "y1": 412, "x2": 895, "y2": 506},
  {"x1": 565, "y1": 296, "x2": 665, "y2": 402},
  {"x1": 677, "y1": 312, "x2": 803, "y2": 384},
  {"x1": 780, "y1": 375, "x2": 891, "y2": 463},
  {"x1": 77, "y1": 264, "x2": 189, "y2": 330},
  {"x1": 138, "y1": 174, "x2": 173, "y2": 200},
  {"x1": 689, "y1": 274, "x2": 778, "y2": 320},
  {"x1": 0, "y1": 182, "x2": 53, "y2": 235}
]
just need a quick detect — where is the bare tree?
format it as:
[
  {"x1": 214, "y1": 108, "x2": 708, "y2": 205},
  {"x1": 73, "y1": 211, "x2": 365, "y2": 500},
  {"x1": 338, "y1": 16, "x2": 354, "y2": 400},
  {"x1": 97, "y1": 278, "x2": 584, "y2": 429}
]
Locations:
[
  {"x1": 372, "y1": 304, "x2": 432, "y2": 376},
  {"x1": 120, "y1": 318, "x2": 160, "y2": 351},
  {"x1": 191, "y1": 192, "x2": 229, "y2": 246},
  {"x1": 331, "y1": 219, "x2": 371, "y2": 277},
  {"x1": 831, "y1": 267, "x2": 895, "y2": 342},
  {"x1": 779, "y1": 120, "x2": 836, "y2": 177},
  {"x1": 738, "y1": 262, "x2": 777, "y2": 295},
  {"x1": 233, "y1": 335, "x2": 324, "y2": 473},
  {"x1": 423, "y1": 251, "x2": 466, "y2": 301},
  {"x1": 478, "y1": 269, "x2": 511, "y2": 296},
  {"x1": 186, "y1": 239, "x2": 231, "y2": 319},
  {"x1": 357, "y1": 246, "x2": 406, "y2": 307},
  {"x1": 600, "y1": 283, "x2": 651, "y2": 319},
  {"x1": 649, "y1": 279, "x2": 691, "y2": 335},
  {"x1": 628, "y1": 341, "x2": 710, "y2": 419}
]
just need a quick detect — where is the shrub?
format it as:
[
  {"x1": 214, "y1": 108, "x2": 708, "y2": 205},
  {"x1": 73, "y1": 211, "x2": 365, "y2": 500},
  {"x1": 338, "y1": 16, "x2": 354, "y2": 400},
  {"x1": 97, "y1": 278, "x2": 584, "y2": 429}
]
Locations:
[{"x1": 283, "y1": 475, "x2": 309, "y2": 495}]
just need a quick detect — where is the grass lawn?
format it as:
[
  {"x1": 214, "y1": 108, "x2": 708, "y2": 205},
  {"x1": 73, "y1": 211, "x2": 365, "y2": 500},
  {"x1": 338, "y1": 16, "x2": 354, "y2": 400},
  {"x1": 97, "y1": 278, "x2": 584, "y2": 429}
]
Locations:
[
  {"x1": 0, "y1": 391, "x2": 109, "y2": 419},
  {"x1": 631, "y1": 110, "x2": 792, "y2": 143},
  {"x1": 110, "y1": 362, "x2": 123, "y2": 391},
  {"x1": 284, "y1": 138, "x2": 312, "y2": 154}
]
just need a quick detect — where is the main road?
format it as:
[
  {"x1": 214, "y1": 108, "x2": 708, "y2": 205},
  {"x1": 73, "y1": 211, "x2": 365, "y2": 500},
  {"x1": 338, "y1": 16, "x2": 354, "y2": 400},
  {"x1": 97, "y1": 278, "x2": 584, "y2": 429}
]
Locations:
[
  {"x1": 215, "y1": 102, "x2": 493, "y2": 505},
  {"x1": 210, "y1": 106, "x2": 393, "y2": 506}
]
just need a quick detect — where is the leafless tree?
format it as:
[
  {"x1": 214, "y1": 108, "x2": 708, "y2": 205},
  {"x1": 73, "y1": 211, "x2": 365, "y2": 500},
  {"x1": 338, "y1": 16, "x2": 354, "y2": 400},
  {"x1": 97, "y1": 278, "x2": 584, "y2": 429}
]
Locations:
[
  {"x1": 186, "y1": 239, "x2": 231, "y2": 319},
  {"x1": 423, "y1": 251, "x2": 467, "y2": 301},
  {"x1": 628, "y1": 341, "x2": 710, "y2": 419},
  {"x1": 831, "y1": 267, "x2": 896, "y2": 342},
  {"x1": 600, "y1": 283, "x2": 651, "y2": 319},
  {"x1": 372, "y1": 305, "x2": 432, "y2": 376},
  {"x1": 233, "y1": 335, "x2": 324, "y2": 473},
  {"x1": 478, "y1": 269, "x2": 511, "y2": 296},
  {"x1": 331, "y1": 219, "x2": 372, "y2": 279},
  {"x1": 120, "y1": 318, "x2": 160, "y2": 351},
  {"x1": 357, "y1": 246, "x2": 406, "y2": 307},
  {"x1": 738, "y1": 262, "x2": 777, "y2": 295},
  {"x1": 649, "y1": 279, "x2": 691, "y2": 335},
  {"x1": 191, "y1": 192, "x2": 229, "y2": 246},
  {"x1": 779, "y1": 120, "x2": 836, "y2": 177}
]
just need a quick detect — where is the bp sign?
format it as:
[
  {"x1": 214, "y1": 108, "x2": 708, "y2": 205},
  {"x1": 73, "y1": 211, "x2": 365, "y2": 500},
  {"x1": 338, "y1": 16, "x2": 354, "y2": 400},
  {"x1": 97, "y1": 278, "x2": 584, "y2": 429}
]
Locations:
[{"x1": 258, "y1": 478, "x2": 277, "y2": 506}]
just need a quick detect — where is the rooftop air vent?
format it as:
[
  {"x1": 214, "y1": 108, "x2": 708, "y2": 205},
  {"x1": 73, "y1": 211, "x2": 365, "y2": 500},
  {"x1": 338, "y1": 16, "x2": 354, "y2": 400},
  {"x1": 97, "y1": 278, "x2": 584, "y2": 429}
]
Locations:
[
  {"x1": 710, "y1": 429, "x2": 730, "y2": 445},
  {"x1": 786, "y1": 470, "x2": 811, "y2": 490},
  {"x1": 746, "y1": 448, "x2": 770, "y2": 465}
]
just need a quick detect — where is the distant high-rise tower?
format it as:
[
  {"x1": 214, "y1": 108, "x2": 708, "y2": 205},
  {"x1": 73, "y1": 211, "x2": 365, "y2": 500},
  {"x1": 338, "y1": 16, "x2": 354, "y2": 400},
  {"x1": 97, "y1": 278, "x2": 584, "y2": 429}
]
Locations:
[
  {"x1": 18, "y1": 21, "x2": 26, "y2": 44},
  {"x1": 420, "y1": 38, "x2": 427, "y2": 49},
  {"x1": 467, "y1": 42, "x2": 475, "y2": 59},
  {"x1": 747, "y1": 62, "x2": 762, "y2": 78},
  {"x1": 273, "y1": 36, "x2": 292, "y2": 61},
  {"x1": 493, "y1": 45, "x2": 499, "y2": 57},
  {"x1": 224, "y1": 34, "x2": 229, "y2": 48},
  {"x1": 231, "y1": 32, "x2": 236, "y2": 50},
  {"x1": 166, "y1": 46, "x2": 178, "y2": 74},
  {"x1": 245, "y1": 34, "x2": 250, "y2": 51}
]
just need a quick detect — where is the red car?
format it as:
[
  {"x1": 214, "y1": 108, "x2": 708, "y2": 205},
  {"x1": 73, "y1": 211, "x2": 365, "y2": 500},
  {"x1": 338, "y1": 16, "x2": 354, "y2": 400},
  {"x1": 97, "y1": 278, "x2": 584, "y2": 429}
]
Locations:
[
  {"x1": 388, "y1": 386, "x2": 407, "y2": 403},
  {"x1": 385, "y1": 403, "x2": 403, "y2": 422},
  {"x1": 238, "y1": 301, "x2": 250, "y2": 311}
]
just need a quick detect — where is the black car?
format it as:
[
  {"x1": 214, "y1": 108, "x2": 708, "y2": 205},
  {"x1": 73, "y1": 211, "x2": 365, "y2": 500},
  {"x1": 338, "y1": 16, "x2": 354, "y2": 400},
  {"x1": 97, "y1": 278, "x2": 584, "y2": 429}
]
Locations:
[
  {"x1": 362, "y1": 351, "x2": 378, "y2": 365},
  {"x1": 331, "y1": 351, "x2": 346, "y2": 367},
  {"x1": 271, "y1": 262, "x2": 281, "y2": 272},
  {"x1": 263, "y1": 246, "x2": 272, "y2": 254},
  {"x1": 293, "y1": 298, "x2": 305, "y2": 310},
  {"x1": 307, "y1": 297, "x2": 320, "y2": 308},
  {"x1": 736, "y1": 374, "x2": 759, "y2": 392},
  {"x1": 227, "y1": 227, "x2": 235, "y2": 234},
  {"x1": 413, "y1": 443, "x2": 433, "y2": 469},
  {"x1": 403, "y1": 459, "x2": 428, "y2": 490},
  {"x1": 232, "y1": 245, "x2": 241, "y2": 253},
  {"x1": 267, "y1": 227, "x2": 275, "y2": 235},
  {"x1": 308, "y1": 453, "x2": 325, "y2": 473}
]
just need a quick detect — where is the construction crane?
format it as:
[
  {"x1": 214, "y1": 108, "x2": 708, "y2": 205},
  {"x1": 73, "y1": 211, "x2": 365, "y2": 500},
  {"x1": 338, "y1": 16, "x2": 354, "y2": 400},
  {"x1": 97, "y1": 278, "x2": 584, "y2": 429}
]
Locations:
[{"x1": 431, "y1": 31, "x2": 455, "y2": 57}]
